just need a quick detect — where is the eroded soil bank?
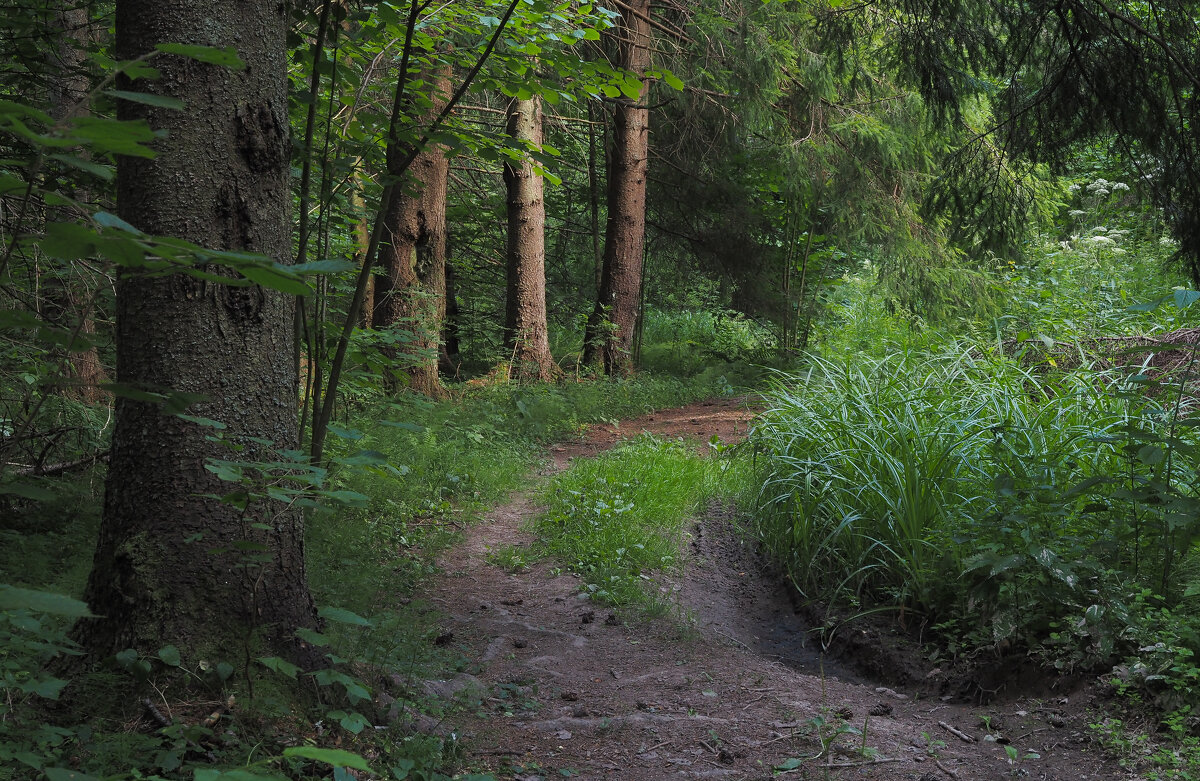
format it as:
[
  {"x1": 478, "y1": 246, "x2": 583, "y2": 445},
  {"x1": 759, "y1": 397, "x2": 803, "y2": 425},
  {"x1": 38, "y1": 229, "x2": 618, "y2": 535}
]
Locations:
[{"x1": 409, "y1": 397, "x2": 1122, "y2": 780}]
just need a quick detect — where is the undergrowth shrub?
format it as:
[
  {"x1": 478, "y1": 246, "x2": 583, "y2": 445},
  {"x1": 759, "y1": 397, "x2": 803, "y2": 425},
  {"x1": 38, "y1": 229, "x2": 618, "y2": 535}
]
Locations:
[{"x1": 640, "y1": 309, "x2": 777, "y2": 373}]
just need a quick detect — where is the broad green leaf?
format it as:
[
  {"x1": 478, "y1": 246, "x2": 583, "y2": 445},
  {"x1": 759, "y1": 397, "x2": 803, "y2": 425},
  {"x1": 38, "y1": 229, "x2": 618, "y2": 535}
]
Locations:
[
  {"x1": 319, "y1": 489, "x2": 369, "y2": 506},
  {"x1": 326, "y1": 423, "x2": 364, "y2": 440},
  {"x1": 334, "y1": 450, "x2": 390, "y2": 467},
  {"x1": 239, "y1": 265, "x2": 311, "y2": 296},
  {"x1": 1174, "y1": 289, "x2": 1200, "y2": 309},
  {"x1": 41, "y1": 222, "x2": 99, "y2": 260},
  {"x1": 318, "y1": 606, "x2": 371, "y2": 627},
  {"x1": 157, "y1": 645, "x2": 181, "y2": 666},
  {"x1": 619, "y1": 75, "x2": 643, "y2": 100},
  {"x1": 120, "y1": 61, "x2": 161, "y2": 81},
  {"x1": 258, "y1": 656, "x2": 301, "y2": 678},
  {"x1": 93, "y1": 211, "x2": 142, "y2": 234},
  {"x1": 661, "y1": 69, "x2": 684, "y2": 90},
  {"x1": 29, "y1": 677, "x2": 69, "y2": 699},
  {"x1": 378, "y1": 420, "x2": 425, "y2": 432},
  {"x1": 156, "y1": 43, "x2": 245, "y2": 69},
  {"x1": 49, "y1": 154, "x2": 114, "y2": 181},
  {"x1": 295, "y1": 627, "x2": 330, "y2": 647},
  {"x1": 0, "y1": 586, "x2": 93, "y2": 617},
  {"x1": 282, "y1": 746, "x2": 371, "y2": 772},
  {"x1": 329, "y1": 709, "x2": 369, "y2": 734},
  {"x1": 105, "y1": 90, "x2": 184, "y2": 110},
  {"x1": 176, "y1": 414, "x2": 227, "y2": 429},
  {"x1": 70, "y1": 117, "x2": 159, "y2": 158},
  {"x1": 290, "y1": 258, "x2": 356, "y2": 275}
]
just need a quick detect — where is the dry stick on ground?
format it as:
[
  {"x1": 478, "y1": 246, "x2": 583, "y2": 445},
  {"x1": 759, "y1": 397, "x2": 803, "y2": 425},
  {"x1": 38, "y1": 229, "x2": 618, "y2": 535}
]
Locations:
[
  {"x1": 816, "y1": 757, "x2": 902, "y2": 768},
  {"x1": 939, "y1": 720, "x2": 976, "y2": 743}
]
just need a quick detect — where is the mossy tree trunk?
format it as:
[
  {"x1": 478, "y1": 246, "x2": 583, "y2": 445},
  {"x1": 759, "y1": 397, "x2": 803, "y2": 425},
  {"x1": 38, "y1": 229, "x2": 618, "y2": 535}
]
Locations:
[
  {"x1": 76, "y1": 0, "x2": 319, "y2": 666},
  {"x1": 502, "y1": 94, "x2": 559, "y2": 382},
  {"x1": 372, "y1": 64, "x2": 451, "y2": 397},
  {"x1": 583, "y1": 0, "x2": 651, "y2": 376}
]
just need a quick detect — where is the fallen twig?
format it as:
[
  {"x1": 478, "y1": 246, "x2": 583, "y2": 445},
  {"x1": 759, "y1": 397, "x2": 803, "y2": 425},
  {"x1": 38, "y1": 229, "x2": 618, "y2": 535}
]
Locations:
[
  {"x1": 935, "y1": 758, "x2": 959, "y2": 777},
  {"x1": 713, "y1": 629, "x2": 751, "y2": 651},
  {"x1": 1013, "y1": 726, "x2": 1050, "y2": 742},
  {"x1": 938, "y1": 720, "x2": 976, "y2": 743},
  {"x1": 815, "y1": 756, "x2": 901, "y2": 768}
]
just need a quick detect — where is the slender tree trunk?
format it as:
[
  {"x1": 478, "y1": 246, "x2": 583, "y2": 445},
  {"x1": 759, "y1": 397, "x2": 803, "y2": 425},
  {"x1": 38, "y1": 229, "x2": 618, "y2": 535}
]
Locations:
[
  {"x1": 502, "y1": 94, "x2": 559, "y2": 382},
  {"x1": 45, "y1": 0, "x2": 109, "y2": 404},
  {"x1": 441, "y1": 257, "x2": 461, "y2": 375},
  {"x1": 372, "y1": 64, "x2": 451, "y2": 397},
  {"x1": 583, "y1": 0, "x2": 651, "y2": 376},
  {"x1": 587, "y1": 100, "x2": 604, "y2": 296},
  {"x1": 795, "y1": 216, "x2": 815, "y2": 352},
  {"x1": 76, "y1": 0, "x2": 318, "y2": 665},
  {"x1": 350, "y1": 166, "x2": 374, "y2": 329}
]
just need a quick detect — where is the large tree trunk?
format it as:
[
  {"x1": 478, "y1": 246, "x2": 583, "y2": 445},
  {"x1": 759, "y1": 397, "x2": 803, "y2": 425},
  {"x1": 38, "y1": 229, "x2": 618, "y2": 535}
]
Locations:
[
  {"x1": 76, "y1": 0, "x2": 318, "y2": 665},
  {"x1": 502, "y1": 94, "x2": 559, "y2": 382},
  {"x1": 372, "y1": 65, "x2": 451, "y2": 397},
  {"x1": 582, "y1": 0, "x2": 651, "y2": 376}
]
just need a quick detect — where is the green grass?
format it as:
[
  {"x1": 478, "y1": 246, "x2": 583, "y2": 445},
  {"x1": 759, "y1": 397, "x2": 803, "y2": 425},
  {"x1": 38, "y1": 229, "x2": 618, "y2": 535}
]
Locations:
[
  {"x1": 307, "y1": 371, "x2": 743, "y2": 616},
  {"x1": 531, "y1": 433, "x2": 750, "y2": 614},
  {"x1": 0, "y1": 367, "x2": 751, "y2": 781},
  {"x1": 748, "y1": 345, "x2": 1200, "y2": 663}
]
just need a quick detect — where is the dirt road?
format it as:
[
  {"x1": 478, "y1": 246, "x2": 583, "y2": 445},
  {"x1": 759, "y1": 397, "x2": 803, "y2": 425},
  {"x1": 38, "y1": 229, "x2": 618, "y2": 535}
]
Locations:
[{"x1": 414, "y1": 397, "x2": 1122, "y2": 780}]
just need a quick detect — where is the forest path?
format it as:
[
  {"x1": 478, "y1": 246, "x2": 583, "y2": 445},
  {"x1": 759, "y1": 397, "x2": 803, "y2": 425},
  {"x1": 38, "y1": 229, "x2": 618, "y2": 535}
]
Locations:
[{"x1": 413, "y1": 397, "x2": 1120, "y2": 781}]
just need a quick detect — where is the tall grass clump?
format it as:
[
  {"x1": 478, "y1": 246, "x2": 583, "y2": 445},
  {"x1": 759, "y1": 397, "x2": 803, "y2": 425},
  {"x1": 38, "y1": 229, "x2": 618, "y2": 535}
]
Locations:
[{"x1": 749, "y1": 344, "x2": 1200, "y2": 661}]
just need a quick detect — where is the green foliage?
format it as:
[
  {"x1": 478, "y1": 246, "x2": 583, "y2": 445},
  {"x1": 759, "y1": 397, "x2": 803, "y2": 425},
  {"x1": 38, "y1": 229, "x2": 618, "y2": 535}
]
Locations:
[
  {"x1": 749, "y1": 340, "x2": 1200, "y2": 664},
  {"x1": 309, "y1": 373, "x2": 734, "y2": 615},
  {"x1": 533, "y1": 434, "x2": 747, "y2": 613},
  {"x1": 640, "y1": 308, "x2": 778, "y2": 373}
]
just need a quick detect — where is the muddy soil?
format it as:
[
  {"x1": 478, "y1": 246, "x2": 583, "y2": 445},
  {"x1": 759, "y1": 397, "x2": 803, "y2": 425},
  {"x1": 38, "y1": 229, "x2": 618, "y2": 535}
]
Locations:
[{"x1": 409, "y1": 397, "x2": 1125, "y2": 780}]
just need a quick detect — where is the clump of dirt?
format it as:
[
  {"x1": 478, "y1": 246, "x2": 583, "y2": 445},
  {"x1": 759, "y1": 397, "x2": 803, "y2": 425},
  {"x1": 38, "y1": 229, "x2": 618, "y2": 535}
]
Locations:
[{"x1": 401, "y1": 397, "x2": 1122, "y2": 780}]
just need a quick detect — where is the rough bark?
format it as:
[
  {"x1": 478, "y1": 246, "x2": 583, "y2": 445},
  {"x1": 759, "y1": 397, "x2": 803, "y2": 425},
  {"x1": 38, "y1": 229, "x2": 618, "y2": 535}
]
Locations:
[
  {"x1": 583, "y1": 0, "x2": 651, "y2": 376},
  {"x1": 76, "y1": 0, "x2": 319, "y2": 666},
  {"x1": 372, "y1": 65, "x2": 451, "y2": 397},
  {"x1": 502, "y1": 95, "x2": 559, "y2": 382}
]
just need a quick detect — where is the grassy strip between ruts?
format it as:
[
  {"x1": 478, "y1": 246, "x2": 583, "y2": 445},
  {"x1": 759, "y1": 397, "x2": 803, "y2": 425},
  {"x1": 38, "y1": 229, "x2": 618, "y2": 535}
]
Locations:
[{"x1": 528, "y1": 433, "x2": 751, "y2": 615}]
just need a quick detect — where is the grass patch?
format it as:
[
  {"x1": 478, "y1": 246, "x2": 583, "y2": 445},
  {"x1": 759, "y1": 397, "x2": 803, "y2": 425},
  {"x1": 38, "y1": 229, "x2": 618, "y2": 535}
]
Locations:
[
  {"x1": 532, "y1": 433, "x2": 748, "y2": 614},
  {"x1": 308, "y1": 370, "x2": 742, "y2": 616},
  {"x1": 748, "y1": 345, "x2": 1200, "y2": 681}
]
